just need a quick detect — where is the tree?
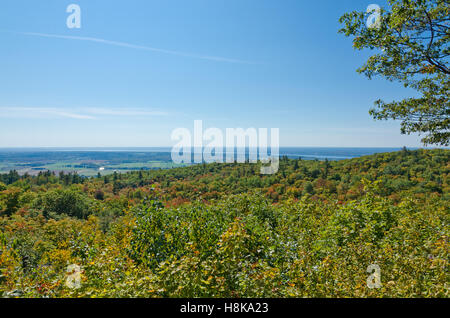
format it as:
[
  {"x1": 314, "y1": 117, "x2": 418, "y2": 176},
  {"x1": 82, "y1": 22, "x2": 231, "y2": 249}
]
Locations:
[
  {"x1": 323, "y1": 158, "x2": 331, "y2": 178},
  {"x1": 0, "y1": 187, "x2": 22, "y2": 216},
  {"x1": 339, "y1": 0, "x2": 449, "y2": 146},
  {"x1": 113, "y1": 181, "x2": 120, "y2": 195},
  {"x1": 36, "y1": 189, "x2": 92, "y2": 219},
  {"x1": 303, "y1": 182, "x2": 315, "y2": 196},
  {"x1": 94, "y1": 189, "x2": 105, "y2": 201}
]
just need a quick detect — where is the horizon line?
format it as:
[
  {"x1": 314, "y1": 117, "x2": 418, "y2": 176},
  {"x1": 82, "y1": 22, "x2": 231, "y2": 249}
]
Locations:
[{"x1": 0, "y1": 146, "x2": 431, "y2": 150}]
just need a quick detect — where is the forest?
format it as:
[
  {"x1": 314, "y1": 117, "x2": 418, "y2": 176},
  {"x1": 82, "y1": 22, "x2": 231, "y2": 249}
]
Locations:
[{"x1": 0, "y1": 148, "x2": 448, "y2": 297}]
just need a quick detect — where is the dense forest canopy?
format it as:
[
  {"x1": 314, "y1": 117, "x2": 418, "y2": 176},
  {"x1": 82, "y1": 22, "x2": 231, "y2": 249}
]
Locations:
[{"x1": 0, "y1": 149, "x2": 448, "y2": 297}]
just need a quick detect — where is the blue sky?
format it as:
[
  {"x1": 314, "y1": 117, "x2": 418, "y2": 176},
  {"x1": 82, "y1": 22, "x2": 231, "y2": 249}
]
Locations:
[{"x1": 0, "y1": 0, "x2": 426, "y2": 147}]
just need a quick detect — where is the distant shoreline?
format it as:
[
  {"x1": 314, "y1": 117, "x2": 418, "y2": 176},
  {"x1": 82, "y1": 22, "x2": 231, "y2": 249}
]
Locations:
[
  {"x1": 0, "y1": 147, "x2": 422, "y2": 152},
  {"x1": 0, "y1": 147, "x2": 446, "y2": 177}
]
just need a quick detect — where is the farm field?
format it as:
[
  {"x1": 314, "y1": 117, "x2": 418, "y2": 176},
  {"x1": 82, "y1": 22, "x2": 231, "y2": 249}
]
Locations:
[{"x1": 0, "y1": 151, "x2": 189, "y2": 176}]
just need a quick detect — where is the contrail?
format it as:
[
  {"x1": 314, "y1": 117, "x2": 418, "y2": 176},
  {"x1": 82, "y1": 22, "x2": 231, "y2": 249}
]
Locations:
[
  {"x1": 0, "y1": 107, "x2": 95, "y2": 120},
  {"x1": 0, "y1": 107, "x2": 170, "y2": 120},
  {"x1": 8, "y1": 31, "x2": 255, "y2": 64}
]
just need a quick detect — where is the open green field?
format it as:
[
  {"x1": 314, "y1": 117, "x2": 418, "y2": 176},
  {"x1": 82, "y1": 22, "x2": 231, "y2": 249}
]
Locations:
[{"x1": 0, "y1": 151, "x2": 189, "y2": 176}]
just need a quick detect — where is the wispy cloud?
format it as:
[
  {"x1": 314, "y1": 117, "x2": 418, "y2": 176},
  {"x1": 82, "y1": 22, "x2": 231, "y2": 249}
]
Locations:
[
  {"x1": 11, "y1": 31, "x2": 254, "y2": 64},
  {"x1": 0, "y1": 107, "x2": 95, "y2": 120},
  {"x1": 84, "y1": 108, "x2": 168, "y2": 117},
  {"x1": 0, "y1": 107, "x2": 168, "y2": 120}
]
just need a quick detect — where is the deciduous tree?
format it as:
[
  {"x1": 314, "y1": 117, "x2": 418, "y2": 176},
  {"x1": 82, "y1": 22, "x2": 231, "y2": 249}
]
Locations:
[{"x1": 339, "y1": 0, "x2": 449, "y2": 145}]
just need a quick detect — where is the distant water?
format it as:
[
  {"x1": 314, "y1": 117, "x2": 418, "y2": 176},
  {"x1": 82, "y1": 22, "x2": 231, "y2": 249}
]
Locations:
[
  {"x1": 277, "y1": 147, "x2": 411, "y2": 160},
  {"x1": 0, "y1": 147, "x2": 413, "y2": 161}
]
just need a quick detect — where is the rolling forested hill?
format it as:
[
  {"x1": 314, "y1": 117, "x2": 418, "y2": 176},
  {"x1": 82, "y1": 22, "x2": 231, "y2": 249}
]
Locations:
[{"x1": 0, "y1": 149, "x2": 448, "y2": 297}]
